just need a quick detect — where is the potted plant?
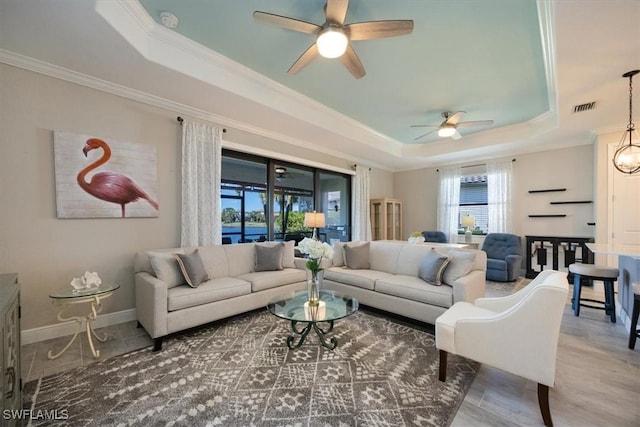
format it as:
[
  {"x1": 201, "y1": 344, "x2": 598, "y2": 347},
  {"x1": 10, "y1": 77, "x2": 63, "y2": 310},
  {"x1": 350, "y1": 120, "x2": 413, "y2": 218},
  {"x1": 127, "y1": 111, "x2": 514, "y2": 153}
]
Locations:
[{"x1": 408, "y1": 231, "x2": 425, "y2": 245}]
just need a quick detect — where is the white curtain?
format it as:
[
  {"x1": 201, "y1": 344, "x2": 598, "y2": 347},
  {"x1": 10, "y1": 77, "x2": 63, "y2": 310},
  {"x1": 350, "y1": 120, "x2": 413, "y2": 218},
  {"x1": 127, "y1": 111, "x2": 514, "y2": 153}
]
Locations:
[
  {"x1": 487, "y1": 159, "x2": 513, "y2": 233},
  {"x1": 437, "y1": 166, "x2": 462, "y2": 243},
  {"x1": 352, "y1": 165, "x2": 371, "y2": 241},
  {"x1": 180, "y1": 120, "x2": 222, "y2": 247}
]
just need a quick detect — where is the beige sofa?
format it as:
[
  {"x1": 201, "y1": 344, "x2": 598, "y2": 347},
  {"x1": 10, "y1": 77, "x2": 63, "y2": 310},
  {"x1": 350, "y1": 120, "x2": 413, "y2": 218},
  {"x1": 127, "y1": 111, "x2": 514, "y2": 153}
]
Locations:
[
  {"x1": 134, "y1": 240, "x2": 486, "y2": 350},
  {"x1": 324, "y1": 241, "x2": 487, "y2": 324},
  {"x1": 134, "y1": 242, "x2": 306, "y2": 350}
]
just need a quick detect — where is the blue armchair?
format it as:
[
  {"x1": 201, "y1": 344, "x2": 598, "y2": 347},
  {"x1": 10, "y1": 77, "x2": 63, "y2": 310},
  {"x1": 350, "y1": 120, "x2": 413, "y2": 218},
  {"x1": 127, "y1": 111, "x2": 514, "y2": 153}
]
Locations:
[
  {"x1": 482, "y1": 233, "x2": 523, "y2": 282},
  {"x1": 422, "y1": 231, "x2": 448, "y2": 243}
]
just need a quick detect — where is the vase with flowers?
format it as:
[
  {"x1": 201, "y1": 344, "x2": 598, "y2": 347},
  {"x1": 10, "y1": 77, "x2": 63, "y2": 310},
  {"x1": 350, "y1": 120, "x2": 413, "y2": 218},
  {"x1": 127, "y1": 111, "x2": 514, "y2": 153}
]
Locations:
[
  {"x1": 408, "y1": 231, "x2": 425, "y2": 245},
  {"x1": 297, "y1": 237, "x2": 334, "y2": 306}
]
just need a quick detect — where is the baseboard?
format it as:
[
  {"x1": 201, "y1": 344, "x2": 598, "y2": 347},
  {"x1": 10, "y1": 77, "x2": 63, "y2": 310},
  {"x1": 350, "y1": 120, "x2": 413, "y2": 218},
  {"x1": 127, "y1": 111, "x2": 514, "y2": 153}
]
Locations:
[{"x1": 21, "y1": 308, "x2": 137, "y2": 345}]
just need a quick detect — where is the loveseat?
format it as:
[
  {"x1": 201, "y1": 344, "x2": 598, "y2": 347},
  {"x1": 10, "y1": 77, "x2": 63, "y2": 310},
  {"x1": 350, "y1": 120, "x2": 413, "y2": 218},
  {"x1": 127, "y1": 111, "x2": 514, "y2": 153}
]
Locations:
[
  {"x1": 134, "y1": 240, "x2": 486, "y2": 350},
  {"x1": 324, "y1": 241, "x2": 487, "y2": 324},
  {"x1": 134, "y1": 241, "x2": 306, "y2": 350}
]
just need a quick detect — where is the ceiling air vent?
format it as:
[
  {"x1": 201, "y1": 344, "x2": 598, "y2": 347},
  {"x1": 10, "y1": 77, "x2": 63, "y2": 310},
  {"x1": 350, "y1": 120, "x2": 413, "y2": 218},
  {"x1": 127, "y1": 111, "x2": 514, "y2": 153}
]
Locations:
[{"x1": 573, "y1": 102, "x2": 596, "y2": 113}]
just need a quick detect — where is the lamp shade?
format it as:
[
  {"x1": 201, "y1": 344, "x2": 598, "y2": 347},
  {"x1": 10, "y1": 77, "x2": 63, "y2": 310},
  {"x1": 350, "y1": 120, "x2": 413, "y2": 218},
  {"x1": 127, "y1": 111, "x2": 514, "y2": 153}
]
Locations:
[
  {"x1": 461, "y1": 215, "x2": 475, "y2": 228},
  {"x1": 304, "y1": 211, "x2": 326, "y2": 228}
]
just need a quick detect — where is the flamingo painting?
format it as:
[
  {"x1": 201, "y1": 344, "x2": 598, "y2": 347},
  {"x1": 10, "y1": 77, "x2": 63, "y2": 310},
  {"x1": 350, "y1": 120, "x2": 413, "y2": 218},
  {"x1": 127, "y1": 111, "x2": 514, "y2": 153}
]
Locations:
[{"x1": 76, "y1": 138, "x2": 159, "y2": 218}]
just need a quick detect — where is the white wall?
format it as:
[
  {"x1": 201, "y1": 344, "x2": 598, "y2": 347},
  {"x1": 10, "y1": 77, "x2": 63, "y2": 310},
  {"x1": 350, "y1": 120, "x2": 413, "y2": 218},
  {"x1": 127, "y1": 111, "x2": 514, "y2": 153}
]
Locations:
[
  {"x1": 0, "y1": 64, "x2": 356, "y2": 331},
  {"x1": 395, "y1": 145, "x2": 595, "y2": 242},
  {"x1": 369, "y1": 168, "x2": 394, "y2": 199}
]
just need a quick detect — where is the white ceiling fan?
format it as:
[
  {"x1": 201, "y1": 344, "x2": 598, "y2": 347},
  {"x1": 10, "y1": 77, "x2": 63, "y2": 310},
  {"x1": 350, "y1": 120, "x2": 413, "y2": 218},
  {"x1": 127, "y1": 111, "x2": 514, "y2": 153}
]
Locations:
[
  {"x1": 411, "y1": 111, "x2": 494, "y2": 141},
  {"x1": 253, "y1": 0, "x2": 414, "y2": 79}
]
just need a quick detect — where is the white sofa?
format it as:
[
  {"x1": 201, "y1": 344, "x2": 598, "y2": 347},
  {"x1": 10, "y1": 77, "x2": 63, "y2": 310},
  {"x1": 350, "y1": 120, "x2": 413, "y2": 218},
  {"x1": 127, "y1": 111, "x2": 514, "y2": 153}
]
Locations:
[
  {"x1": 134, "y1": 240, "x2": 486, "y2": 350},
  {"x1": 323, "y1": 241, "x2": 487, "y2": 324},
  {"x1": 134, "y1": 242, "x2": 307, "y2": 350}
]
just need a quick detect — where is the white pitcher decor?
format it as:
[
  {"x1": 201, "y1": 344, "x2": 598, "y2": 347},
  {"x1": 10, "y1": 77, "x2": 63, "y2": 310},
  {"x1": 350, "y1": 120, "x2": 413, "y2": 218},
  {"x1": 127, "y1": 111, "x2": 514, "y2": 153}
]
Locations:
[{"x1": 298, "y1": 237, "x2": 334, "y2": 306}]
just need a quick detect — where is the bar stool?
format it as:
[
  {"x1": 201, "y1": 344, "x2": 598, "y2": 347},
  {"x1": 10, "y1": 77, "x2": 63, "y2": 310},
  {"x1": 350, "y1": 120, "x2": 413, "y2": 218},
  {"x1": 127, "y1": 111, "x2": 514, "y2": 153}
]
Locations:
[
  {"x1": 568, "y1": 263, "x2": 618, "y2": 323},
  {"x1": 629, "y1": 282, "x2": 640, "y2": 350}
]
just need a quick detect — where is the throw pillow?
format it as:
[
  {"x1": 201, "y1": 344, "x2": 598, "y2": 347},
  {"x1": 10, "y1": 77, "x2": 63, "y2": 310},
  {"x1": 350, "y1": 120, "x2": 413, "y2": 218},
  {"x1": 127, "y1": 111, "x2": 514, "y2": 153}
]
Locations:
[
  {"x1": 149, "y1": 251, "x2": 185, "y2": 288},
  {"x1": 255, "y1": 242, "x2": 284, "y2": 271},
  {"x1": 332, "y1": 242, "x2": 346, "y2": 267},
  {"x1": 418, "y1": 249, "x2": 451, "y2": 286},
  {"x1": 442, "y1": 249, "x2": 476, "y2": 285},
  {"x1": 175, "y1": 250, "x2": 209, "y2": 288},
  {"x1": 344, "y1": 242, "x2": 370, "y2": 269},
  {"x1": 257, "y1": 240, "x2": 295, "y2": 268}
]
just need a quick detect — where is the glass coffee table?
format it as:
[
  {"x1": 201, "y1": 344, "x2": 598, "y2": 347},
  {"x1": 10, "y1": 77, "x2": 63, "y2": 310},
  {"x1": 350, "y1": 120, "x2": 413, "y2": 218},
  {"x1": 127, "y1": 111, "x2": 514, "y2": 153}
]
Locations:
[{"x1": 267, "y1": 290, "x2": 358, "y2": 350}]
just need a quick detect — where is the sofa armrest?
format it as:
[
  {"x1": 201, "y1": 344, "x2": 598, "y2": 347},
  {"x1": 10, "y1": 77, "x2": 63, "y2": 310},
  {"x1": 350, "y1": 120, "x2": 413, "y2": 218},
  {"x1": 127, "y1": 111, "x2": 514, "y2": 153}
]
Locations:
[
  {"x1": 451, "y1": 269, "x2": 486, "y2": 304},
  {"x1": 135, "y1": 272, "x2": 168, "y2": 338},
  {"x1": 505, "y1": 254, "x2": 523, "y2": 279}
]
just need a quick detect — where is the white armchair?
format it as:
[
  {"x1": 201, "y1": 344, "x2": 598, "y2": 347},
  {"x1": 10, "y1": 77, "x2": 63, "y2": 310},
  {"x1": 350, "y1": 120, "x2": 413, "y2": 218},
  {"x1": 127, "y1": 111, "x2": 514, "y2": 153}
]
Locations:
[{"x1": 435, "y1": 270, "x2": 569, "y2": 426}]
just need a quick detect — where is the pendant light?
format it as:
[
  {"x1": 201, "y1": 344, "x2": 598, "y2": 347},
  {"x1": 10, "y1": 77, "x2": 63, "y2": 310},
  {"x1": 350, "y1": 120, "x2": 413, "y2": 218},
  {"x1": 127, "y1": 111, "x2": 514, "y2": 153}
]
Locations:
[{"x1": 613, "y1": 70, "x2": 640, "y2": 174}]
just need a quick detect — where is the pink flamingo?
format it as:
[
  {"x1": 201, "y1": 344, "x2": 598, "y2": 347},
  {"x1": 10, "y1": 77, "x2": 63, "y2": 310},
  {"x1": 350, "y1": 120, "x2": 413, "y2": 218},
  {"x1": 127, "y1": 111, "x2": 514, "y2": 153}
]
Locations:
[{"x1": 77, "y1": 138, "x2": 159, "y2": 218}]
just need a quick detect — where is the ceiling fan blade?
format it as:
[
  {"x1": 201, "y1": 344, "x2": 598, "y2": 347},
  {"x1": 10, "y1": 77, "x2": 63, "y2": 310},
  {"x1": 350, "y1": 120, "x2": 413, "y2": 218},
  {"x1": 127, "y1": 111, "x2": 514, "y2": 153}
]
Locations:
[
  {"x1": 414, "y1": 128, "x2": 438, "y2": 141},
  {"x1": 456, "y1": 120, "x2": 494, "y2": 128},
  {"x1": 326, "y1": 0, "x2": 349, "y2": 24},
  {"x1": 340, "y1": 44, "x2": 366, "y2": 79},
  {"x1": 346, "y1": 20, "x2": 414, "y2": 40},
  {"x1": 446, "y1": 111, "x2": 466, "y2": 125},
  {"x1": 253, "y1": 11, "x2": 321, "y2": 34},
  {"x1": 410, "y1": 124, "x2": 439, "y2": 128},
  {"x1": 451, "y1": 130, "x2": 462, "y2": 140},
  {"x1": 288, "y1": 43, "x2": 319, "y2": 74}
]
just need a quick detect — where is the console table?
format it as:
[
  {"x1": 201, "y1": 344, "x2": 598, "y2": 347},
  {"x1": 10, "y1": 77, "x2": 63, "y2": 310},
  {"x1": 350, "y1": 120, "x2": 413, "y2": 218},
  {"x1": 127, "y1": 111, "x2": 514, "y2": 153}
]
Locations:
[{"x1": 525, "y1": 236, "x2": 594, "y2": 279}]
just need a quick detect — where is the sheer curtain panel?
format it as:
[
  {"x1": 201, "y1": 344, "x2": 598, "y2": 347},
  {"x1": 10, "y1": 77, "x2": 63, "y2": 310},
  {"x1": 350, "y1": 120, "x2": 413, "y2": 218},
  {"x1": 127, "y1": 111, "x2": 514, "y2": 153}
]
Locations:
[
  {"x1": 181, "y1": 120, "x2": 222, "y2": 247},
  {"x1": 352, "y1": 165, "x2": 371, "y2": 241},
  {"x1": 437, "y1": 166, "x2": 461, "y2": 243},
  {"x1": 487, "y1": 159, "x2": 513, "y2": 233}
]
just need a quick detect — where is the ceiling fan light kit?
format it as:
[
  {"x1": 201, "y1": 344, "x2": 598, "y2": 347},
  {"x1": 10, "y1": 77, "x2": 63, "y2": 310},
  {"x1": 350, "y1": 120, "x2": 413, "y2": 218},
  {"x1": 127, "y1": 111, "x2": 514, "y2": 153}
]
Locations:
[
  {"x1": 438, "y1": 125, "x2": 457, "y2": 138},
  {"x1": 411, "y1": 111, "x2": 494, "y2": 141},
  {"x1": 613, "y1": 69, "x2": 640, "y2": 175},
  {"x1": 317, "y1": 26, "x2": 348, "y2": 58}
]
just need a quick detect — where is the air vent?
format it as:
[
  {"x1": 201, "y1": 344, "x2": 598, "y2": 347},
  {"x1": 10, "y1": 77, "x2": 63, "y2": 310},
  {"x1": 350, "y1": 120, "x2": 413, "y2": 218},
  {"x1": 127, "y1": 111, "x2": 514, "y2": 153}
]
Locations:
[{"x1": 573, "y1": 102, "x2": 596, "y2": 113}]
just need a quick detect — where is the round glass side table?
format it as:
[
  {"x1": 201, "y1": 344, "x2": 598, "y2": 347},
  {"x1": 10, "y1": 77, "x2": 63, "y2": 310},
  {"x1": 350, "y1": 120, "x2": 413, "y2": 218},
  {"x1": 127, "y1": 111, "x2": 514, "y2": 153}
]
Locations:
[{"x1": 48, "y1": 284, "x2": 120, "y2": 359}]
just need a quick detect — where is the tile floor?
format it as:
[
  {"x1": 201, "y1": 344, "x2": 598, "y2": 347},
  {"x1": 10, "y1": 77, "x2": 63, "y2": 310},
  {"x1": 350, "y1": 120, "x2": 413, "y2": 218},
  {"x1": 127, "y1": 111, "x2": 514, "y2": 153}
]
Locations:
[{"x1": 21, "y1": 281, "x2": 640, "y2": 426}]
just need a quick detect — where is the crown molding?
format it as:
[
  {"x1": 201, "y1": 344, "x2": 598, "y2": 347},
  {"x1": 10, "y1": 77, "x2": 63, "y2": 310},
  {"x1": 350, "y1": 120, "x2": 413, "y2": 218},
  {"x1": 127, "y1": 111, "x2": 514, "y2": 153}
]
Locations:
[{"x1": 95, "y1": 0, "x2": 403, "y2": 157}]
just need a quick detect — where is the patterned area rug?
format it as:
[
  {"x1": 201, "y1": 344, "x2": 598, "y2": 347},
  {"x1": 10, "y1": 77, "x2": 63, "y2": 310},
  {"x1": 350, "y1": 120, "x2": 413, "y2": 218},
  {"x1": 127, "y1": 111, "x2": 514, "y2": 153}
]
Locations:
[{"x1": 24, "y1": 309, "x2": 479, "y2": 426}]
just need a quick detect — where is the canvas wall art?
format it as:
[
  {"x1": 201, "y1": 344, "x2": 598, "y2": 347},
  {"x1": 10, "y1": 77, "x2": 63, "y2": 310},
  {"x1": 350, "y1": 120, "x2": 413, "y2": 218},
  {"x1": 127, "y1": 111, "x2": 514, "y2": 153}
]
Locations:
[{"x1": 54, "y1": 132, "x2": 159, "y2": 218}]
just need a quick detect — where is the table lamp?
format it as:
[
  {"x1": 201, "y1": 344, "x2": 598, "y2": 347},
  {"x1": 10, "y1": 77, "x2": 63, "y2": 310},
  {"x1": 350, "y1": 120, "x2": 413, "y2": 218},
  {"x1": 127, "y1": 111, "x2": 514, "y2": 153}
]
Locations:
[
  {"x1": 461, "y1": 215, "x2": 475, "y2": 243},
  {"x1": 304, "y1": 211, "x2": 325, "y2": 240}
]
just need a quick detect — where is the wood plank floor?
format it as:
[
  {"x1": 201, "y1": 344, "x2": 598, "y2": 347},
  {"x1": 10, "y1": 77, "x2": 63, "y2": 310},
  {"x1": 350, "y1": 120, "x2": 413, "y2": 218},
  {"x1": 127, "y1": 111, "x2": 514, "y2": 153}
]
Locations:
[{"x1": 23, "y1": 282, "x2": 640, "y2": 426}]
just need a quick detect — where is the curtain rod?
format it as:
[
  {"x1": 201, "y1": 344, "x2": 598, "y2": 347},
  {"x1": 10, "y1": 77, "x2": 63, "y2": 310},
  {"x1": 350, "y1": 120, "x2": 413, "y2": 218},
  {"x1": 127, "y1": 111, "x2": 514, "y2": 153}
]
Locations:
[
  {"x1": 177, "y1": 116, "x2": 227, "y2": 133},
  {"x1": 437, "y1": 158, "x2": 516, "y2": 172},
  {"x1": 352, "y1": 164, "x2": 372, "y2": 170}
]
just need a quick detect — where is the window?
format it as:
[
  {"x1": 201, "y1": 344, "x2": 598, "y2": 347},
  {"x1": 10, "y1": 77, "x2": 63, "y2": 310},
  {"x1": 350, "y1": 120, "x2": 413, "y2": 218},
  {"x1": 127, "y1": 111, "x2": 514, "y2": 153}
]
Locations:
[
  {"x1": 459, "y1": 175, "x2": 488, "y2": 235},
  {"x1": 221, "y1": 150, "x2": 351, "y2": 243}
]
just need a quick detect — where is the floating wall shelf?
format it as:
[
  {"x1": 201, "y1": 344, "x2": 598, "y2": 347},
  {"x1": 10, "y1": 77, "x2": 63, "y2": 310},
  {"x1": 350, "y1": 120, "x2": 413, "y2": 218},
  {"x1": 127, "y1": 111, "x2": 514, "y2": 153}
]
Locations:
[
  {"x1": 528, "y1": 214, "x2": 567, "y2": 218},
  {"x1": 549, "y1": 200, "x2": 593, "y2": 205},
  {"x1": 587, "y1": 222, "x2": 596, "y2": 226},
  {"x1": 528, "y1": 188, "x2": 567, "y2": 193}
]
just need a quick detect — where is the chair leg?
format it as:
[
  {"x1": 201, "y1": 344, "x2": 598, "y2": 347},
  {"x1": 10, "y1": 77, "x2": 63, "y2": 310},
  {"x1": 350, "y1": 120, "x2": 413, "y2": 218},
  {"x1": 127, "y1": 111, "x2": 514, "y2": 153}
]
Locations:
[
  {"x1": 573, "y1": 274, "x2": 581, "y2": 316},
  {"x1": 153, "y1": 337, "x2": 163, "y2": 352},
  {"x1": 604, "y1": 280, "x2": 616, "y2": 323},
  {"x1": 537, "y1": 383, "x2": 553, "y2": 427},
  {"x1": 439, "y1": 350, "x2": 447, "y2": 382},
  {"x1": 629, "y1": 296, "x2": 640, "y2": 350}
]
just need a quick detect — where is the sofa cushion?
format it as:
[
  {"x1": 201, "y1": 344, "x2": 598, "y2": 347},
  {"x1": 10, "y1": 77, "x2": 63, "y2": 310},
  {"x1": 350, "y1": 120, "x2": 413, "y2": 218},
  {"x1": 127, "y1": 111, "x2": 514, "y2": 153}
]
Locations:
[
  {"x1": 344, "y1": 242, "x2": 370, "y2": 269},
  {"x1": 224, "y1": 243, "x2": 258, "y2": 276},
  {"x1": 442, "y1": 249, "x2": 477, "y2": 285},
  {"x1": 149, "y1": 250, "x2": 187, "y2": 288},
  {"x1": 175, "y1": 250, "x2": 209, "y2": 288},
  {"x1": 418, "y1": 249, "x2": 451, "y2": 286},
  {"x1": 238, "y1": 268, "x2": 306, "y2": 292},
  {"x1": 255, "y1": 243, "x2": 284, "y2": 271},
  {"x1": 376, "y1": 275, "x2": 454, "y2": 308},
  {"x1": 197, "y1": 245, "x2": 230, "y2": 279},
  {"x1": 167, "y1": 277, "x2": 251, "y2": 311},
  {"x1": 487, "y1": 258, "x2": 508, "y2": 271},
  {"x1": 324, "y1": 267, "x2": 394, "y2": 290}
]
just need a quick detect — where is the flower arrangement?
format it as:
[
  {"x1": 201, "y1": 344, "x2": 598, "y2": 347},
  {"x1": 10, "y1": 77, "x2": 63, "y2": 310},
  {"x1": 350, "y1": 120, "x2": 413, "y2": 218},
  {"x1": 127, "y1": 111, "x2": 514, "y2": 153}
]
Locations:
[
  {"x1": 297, "y1": 237, "x2": 334, "y2": 277},
  {"x1": 410, "y1": 231, "x2": 422, "y2": 238},
  {"x1": 70, "y1": 271, "x2": 102, "y2": 291},
  {"x1": 408, "y1": 231, "x2": 425, "y2": 245}
]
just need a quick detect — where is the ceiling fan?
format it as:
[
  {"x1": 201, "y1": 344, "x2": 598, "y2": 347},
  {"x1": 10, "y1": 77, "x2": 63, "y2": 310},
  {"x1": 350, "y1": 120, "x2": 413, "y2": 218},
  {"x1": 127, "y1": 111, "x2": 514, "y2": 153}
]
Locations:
[
  {"x1": 411, "y1": 111, "x2": 494, "y2": 141},
  {"x1": 253, "y1": 0, "x2": 414, "y2": 79}
]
